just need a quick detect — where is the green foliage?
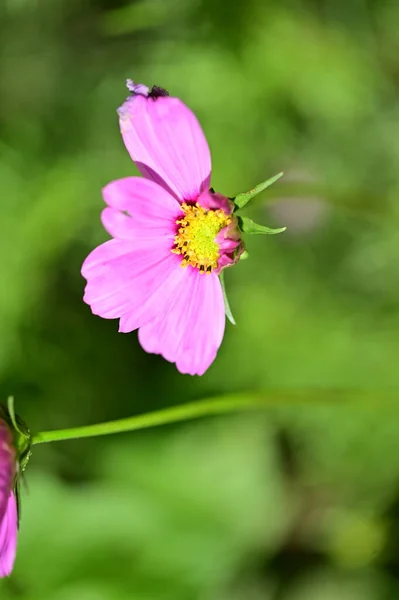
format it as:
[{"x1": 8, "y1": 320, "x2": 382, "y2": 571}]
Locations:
[{"x1": 2, "y1": 417, "x2": 287, "y2": 599}]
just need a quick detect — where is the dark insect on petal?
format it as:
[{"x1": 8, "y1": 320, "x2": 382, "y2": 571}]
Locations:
[
  {"x1": 149, "y1": 85, "x2": 169, "y2": 98},
  {"x1": 0, "y1": 421, "x2": 15, "y2": 523}
]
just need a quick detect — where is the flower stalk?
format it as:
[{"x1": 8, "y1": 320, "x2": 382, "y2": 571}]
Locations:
[
  {"x1": 32, "y1": 394, "x2": 266, "y2": 445},
  {"x1": 32, "y1": 389, "x2": 373, "y2": 446}
]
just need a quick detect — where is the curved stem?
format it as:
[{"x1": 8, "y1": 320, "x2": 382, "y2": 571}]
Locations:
[
  {"x1": 32, "y1": 393, "x2": 265, "y2": 445},
  {"x1": 31, "y1": 388, "x2": 373, "y2": 446}
]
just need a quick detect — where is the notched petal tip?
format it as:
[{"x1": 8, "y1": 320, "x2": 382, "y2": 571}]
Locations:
[
  {"x1": 126, "y1": 79, "x2": 149, "y2": 96},
  {"x1": 117, "y1": 81, "x2": 150, "y2": 120},
  {"x1": 117, "y1": 82, "x2": 170, "y2": 124},
  {"x1": 125, "y1": 80, "x2": 169, "y2": 99}
]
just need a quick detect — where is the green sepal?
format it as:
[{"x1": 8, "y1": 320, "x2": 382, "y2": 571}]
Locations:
[
  {"x1": 1, "y1": 397, "x2": 32, "y2": 472},
  {"x1": 8, "y1": 396, "x2": 22, "y2": 438},
  {"x1": 238, "y1": 216, "x2": 286, "y2": 235},
  {"x1": 239, "y1": 250, "x2": 249, "y2": 260},
  {"x1": 219, "y1": 271, "x2": 236, "y2": 325},
  {"x1": 0, "y1": 398, "x2": 32, "y2": 526},
  {"x1": 234, "y1": 172, "x2": 283, "y2": 210}
]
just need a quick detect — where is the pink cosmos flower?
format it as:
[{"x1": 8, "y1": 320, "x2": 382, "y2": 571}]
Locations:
[
  {"x1": 0, "y1": 419, "x2": 18, "y2": 578},
  {"x1": 82, "y1": 82, "x2": 244, "y2": 375}
]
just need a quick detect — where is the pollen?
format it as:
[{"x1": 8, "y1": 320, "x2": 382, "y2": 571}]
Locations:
[{"x1": 172, "y1": 202, "x2": 231, "y2": 273}]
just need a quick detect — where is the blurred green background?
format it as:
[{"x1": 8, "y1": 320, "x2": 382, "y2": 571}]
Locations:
[{"x1": 1, "y1": 0, "x2": 399, "y2": 597}]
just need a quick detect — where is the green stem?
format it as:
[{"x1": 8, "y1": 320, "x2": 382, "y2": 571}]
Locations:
[
  {"x1": 32, "y1": 394, "x2": 264, "y2": 445},
  {"x1": 32, "y1": 389, "x2": 374, "y2": 446}
]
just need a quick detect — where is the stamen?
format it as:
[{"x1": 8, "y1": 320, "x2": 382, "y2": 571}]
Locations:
[{"x1": 172, "y1": 202, "x2": 231, "y2": 273}]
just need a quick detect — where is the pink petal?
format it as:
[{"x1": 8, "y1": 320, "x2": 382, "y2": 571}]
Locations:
[
  {"x1": 118, "y1": 257, "x2": 187, "y2": 333},
  {"x1": 0, "y1": 422, "x2": 15, "y2": 523},
  {"x1": 82, "y1": 238, "x2": 182, "y2": 323},
  {"x1": 101, "y1": 177, "x2": 181, "y2": 241},
  {"x1": 0, "y1": 492, "x2": 18, "y2": 578},
  {"x1": 118, "y1": 94, "x2": 211, "y2": 202},
  {"x1": 197, "y1": 190, "x2": 232, "y2": 214},
  {"x1": 81, "y1": 238, "x2": 137, "y2": 280},
  {"x1": 138, "y1": 268, "x2": 225, "y2": 375}
]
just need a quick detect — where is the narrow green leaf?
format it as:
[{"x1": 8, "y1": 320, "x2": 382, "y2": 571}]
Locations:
[
  {"x1": 7, "y1": 396, "x2": 21, "y2": 436},
  {"x1": 219, "y1": 271, "x2": 236, "y2": 325},
  {"x1": 239, "y1": 216, "x2": 286, "y2": 235},
  {"x1": 234, "y1": 172, "x2": 283, "y2": 210}
]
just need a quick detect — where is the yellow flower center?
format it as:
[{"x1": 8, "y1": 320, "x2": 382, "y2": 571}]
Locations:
[{"x1": 172, "y1": 202, "x2": 231, "y2": 273}]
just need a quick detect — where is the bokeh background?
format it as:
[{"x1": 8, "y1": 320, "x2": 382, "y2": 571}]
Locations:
[{"x1": 1, "y1": 0, "x2": 399, "y2": 597}]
